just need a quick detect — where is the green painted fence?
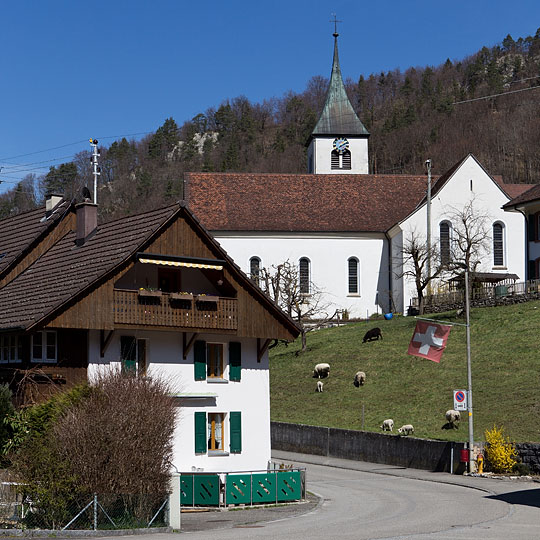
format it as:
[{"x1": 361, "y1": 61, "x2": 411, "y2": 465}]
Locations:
[{"x1": 181, "y1": 469, "x2": 304, "y2": 507}]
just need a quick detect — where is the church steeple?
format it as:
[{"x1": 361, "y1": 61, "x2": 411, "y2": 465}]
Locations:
[
  {"x1": 311, "y1": 33, "x2": 369, "y2": 138},
  {"x1": 307, "y1": 29, "x2": 370, "y2": 174}
]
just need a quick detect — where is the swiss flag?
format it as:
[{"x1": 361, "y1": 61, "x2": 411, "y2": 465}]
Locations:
[{"x1": 407, "y1": 320, "x2": 452, "y2": 363}]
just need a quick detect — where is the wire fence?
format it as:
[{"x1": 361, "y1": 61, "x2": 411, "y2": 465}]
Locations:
[{"x1": 0, "y1": 485, "x2": 169, "y2": 531}]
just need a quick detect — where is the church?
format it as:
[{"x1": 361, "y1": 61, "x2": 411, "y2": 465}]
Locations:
[{"x1": 184, "y1": 32, "x2": 529, "y2": 317}]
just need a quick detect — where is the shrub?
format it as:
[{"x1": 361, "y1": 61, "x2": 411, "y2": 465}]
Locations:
[{"x1": 484, "y1": 425, "x2": 518, "y2": 473}]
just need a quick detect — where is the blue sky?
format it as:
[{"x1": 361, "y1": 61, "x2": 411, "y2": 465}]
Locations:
[{"x1": 1, "y1": 0, "x2": 540, "y2": 194}]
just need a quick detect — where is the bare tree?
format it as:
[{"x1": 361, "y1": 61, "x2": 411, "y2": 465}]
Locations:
[
  {"x1": 259, "y1": 260, "x2": 330, "y2": 352},
  {"x1": 445, "y1": 199, "x2": 491, "y2": 284},
  {"x1": 397, "y1": 229, "x2": 445, "y2": 315}
]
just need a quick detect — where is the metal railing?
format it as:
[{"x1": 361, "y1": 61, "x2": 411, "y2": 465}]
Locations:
[{"x1": 180, "y1": 467, "x2": 306, "y2": 508}]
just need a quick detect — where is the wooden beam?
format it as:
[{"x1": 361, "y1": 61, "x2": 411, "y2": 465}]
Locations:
[
  {"x1": 257, "y1": 338, "x2": 272, "y2": 363},
  {"x1": 100, "y1": 330, "x2": 114, "y2": 358},
  {"x1": 183, "y1": 332, "x2": 199, "y2": 360}
]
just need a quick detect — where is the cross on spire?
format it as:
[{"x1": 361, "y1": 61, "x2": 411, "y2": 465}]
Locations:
[{"x1": 330, "y1": 13, "x2": 342, "y2": 37}]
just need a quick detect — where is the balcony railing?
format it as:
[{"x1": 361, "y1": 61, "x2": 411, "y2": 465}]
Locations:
[{"x1": 113, "y1": 289, "x2": 238, "y2": 330}]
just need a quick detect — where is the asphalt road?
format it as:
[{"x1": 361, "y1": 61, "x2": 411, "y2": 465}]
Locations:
[{"x1": 118, "y1": 452, "x2": 540, "y2": 539}]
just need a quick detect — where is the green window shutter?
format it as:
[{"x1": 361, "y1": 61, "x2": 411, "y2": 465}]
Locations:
[
  {"x1": 229, "y1": 342, "x2": 241, "y2": 381},
  {"x1": 229, "y1": 411, "x2": 242, "y2": 453},
  {"x1": 194, "y1": 411, "x2": 207, "y2": 454},
  {"x1": 121, "y1": 336, "x2": 136, "y2": 374},
  {"x1": 194, "y1": 340, "x2": 207, "y2": 380}
]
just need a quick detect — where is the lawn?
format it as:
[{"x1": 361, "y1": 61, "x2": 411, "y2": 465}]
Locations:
[{"x1": 269, "y1": 300, "x2": 540, "y2": 442}]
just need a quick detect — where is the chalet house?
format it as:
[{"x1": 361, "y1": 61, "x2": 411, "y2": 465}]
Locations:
[
  {"x1": 183, "y1": 33, "x2": 530, "y2": 316},
  {"x1": 0, "y1": 200, "x2": 299, "y2": 473},
  {"x1": 503, "y1": 183, "x2": 540, "y2": 280}
]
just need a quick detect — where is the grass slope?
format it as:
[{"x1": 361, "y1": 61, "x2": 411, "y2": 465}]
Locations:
[{"x1": 269, "y1": 300, "x2": 540, "y2": 442}]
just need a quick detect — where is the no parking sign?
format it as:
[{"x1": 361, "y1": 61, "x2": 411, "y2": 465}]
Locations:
[{"x1": 453, "y1": 390, "x2": 468, "y2": 411}]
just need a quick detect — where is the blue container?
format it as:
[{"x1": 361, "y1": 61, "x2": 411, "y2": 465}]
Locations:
[{"x1": 384, "y1": 313, "x2": 393, "y2": 320}]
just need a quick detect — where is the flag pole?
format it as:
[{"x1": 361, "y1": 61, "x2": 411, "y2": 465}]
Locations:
[{"x1": 464, "y1": 268, "x2": 474, "y2": 472}]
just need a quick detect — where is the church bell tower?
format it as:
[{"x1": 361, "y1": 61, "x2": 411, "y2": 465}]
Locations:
[{"x1": 307, "y1": 30, "x2": 370, "y2": 174}]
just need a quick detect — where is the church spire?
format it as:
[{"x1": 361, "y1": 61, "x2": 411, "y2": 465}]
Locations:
[{"x1": 311, "y1": 32, "x2": 369, "y2": 137}]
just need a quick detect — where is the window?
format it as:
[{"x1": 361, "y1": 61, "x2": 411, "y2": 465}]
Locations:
[
  {"x1": 31, "y1": 331, "x2": 57, "y2": 363},
  {"x1": 440, "y1": 221, "x2": 451, "y2": 265},
  {"x1": 208, "y1": 413, "x2": 224, "y2": 451},
  {"x1": 348, "y1": 257, "x2": 359, "y2": 294},
  {"x1": 493, "y1": 222, "x2": 505, "y2": 266},
  {"x1": 194, "y1": 341, "x2": 241, "y2": 381},
  {"x1": 299, "y1": 257, "x2": 310, "y2": 294},
  {"x1": 194, "y1": 411, "x2": 242, "y2": 454},
  {"x1": 331, "y1": 149, "x2": 351, "y2": 170},
  {"x1": 0, "y1": 335, "x2": 22, "y2": 364},
  {"x1": 206, "y1": 343, "x2": 223, "y2": 379},
  {"x1": 120, "y1": 336, "x2": 147, "y2": 376},
  {"x1": 249, "y1": 256, "x2": 261, "y2": 283}
]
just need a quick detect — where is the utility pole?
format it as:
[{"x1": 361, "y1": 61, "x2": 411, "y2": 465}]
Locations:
[
  {"x1": 464, "y1": 267, "x2": 474, "y2": 472},
  {"x1": 425, "y1": 159, "x2": 432, "y2": 293},
  {"x1": 89, "y1": 139, "x2": 100, "y2": 204}
]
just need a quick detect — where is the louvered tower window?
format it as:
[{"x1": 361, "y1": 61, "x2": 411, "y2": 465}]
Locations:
[
  {"x1": 493, "y1": 223, "x2": 505, "y2": 266},
  {"x1": 299, "y1": 257, "x2": 310, "y2": 294},
  {"x1": 331, "y1": 149, "x2": 352, "y2": 170}
]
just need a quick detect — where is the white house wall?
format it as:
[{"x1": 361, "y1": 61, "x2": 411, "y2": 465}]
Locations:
[
  {"x1": 397, "y1": 156, "x2": 525, "y2": 311},
  {"x1": 88, "y1": 330, "x2": 270, "y2": 474},
  {"x1": 213, "y1": 232, "x2": 391, "y2": 318}
]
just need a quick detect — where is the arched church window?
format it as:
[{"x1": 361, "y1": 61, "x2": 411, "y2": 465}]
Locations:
[
  {"x1": 331, "y1": 138, "x2": 351, "y2": 170},
  {"x1": 250, "y1": 257, "x2": 261, "y2": 283},
  {"x1": 493, "y1": 222, "x2": 505, "y2": 266},
  {"x1": 348, "y1": 257, "x2": 359, "y2": 294},
  {"x1": 440, "y1": 221, "x2": 451, "y2": 265},
  {"x1": 299, "y1": 257, "x2": 310, "y2": 294}
]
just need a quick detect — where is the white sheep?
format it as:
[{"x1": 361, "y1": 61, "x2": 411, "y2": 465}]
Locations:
[
  {"x1": 353, "y1": 371, "x2": 366, "y2": 387},
  {"x1": 380, "y1": 419, "x2": 394, "y2": 432},
  {"x1": 312, "y1": 363, "x2": 330, "y2": 379},
  {"x1": 397, "y1": 424, "x2": 414, "y2": 436},
  {"x1": 316, "y1": 380, "x2": 324, "y2": 392},
  {"x1": 445, "y1": 409, "x2": 461, "y2": 429}
]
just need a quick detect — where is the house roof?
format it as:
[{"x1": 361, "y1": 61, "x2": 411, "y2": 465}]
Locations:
[
  {"x1": 0, "y1": 200, "x2": 71, "y2": 278},
  {"x1": 310, "y1": 34, "x2": 369, "y2": 139},
  {"x1": 0, "y1": 203, "x2": 300, "y2": 338},
  {"x1": 502, "y1": 182, "x2": 540, "y2": 209},
  {"x1": 185, "y1": 172, "x2": 430, "y2": 233}
]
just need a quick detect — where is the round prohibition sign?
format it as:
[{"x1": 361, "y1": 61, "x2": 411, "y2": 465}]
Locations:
[{"x1": 455, "y1": 391, "x2": 466, "y2": 403}]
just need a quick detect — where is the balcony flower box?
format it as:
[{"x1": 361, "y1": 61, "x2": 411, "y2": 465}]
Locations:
[
  {"x1": 138, "y1": 289, "x2": 162, "y2": 298},
  {"x1": 196, "y1": 295, "x2": 219, "y2": 303},
  {"x1": 170, "y1": 292, "x2": 194, "y2": 301}
]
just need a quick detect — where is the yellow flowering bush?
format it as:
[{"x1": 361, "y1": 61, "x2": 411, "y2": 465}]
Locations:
[{"x1": 484, "y1": 425, "x2": 518, "y2": 473}]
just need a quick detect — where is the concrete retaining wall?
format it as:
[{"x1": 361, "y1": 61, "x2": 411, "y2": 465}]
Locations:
[{"x1": 271, "y1": 421, "x2": 466, "y2": 473}]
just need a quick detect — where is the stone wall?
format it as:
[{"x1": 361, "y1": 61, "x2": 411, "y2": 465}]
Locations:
[
  {"x1": 271, "y1": 421, "x2": 466, "y2": 473},
  {"x1": 515, "y1": 443, "x2": 540, "y2": 474}
]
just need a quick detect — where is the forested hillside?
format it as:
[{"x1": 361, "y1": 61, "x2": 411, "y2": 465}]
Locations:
[{"x1": 3, "y1": 29, "x2": 540, "y2": 220}]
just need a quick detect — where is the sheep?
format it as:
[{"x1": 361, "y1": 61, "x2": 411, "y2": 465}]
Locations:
[
  {"x1": 397, "y1": 424, "x2": 414, "y2": 436},
  {"x1": 380, "y1": 419, "x2": 394, "y2": 432},
  {"x1": 312, "y1": 363, "x2": 330, "y2": 379},
  {"x1": 445, "y1": 409, "x2": 461, "y2": 429},
  {"x1": 316, "y1": 380, "x2": 324, "y2": 392},
  {"x1": 353, "y1": 371, "x2": 366, "y2": 387},
  {"x1": 363, "y1": 327, "x2": 382, "y2": 343}
]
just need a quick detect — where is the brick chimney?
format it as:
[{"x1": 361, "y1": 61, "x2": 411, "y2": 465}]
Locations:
[{"x1": 75, "y1": 201, "x2": 98, "y2": 246}]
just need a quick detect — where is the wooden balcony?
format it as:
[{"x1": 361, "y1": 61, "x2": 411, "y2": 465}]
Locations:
[{"x1": 113, "y1": 289, "x2": 238, "y2": 330}]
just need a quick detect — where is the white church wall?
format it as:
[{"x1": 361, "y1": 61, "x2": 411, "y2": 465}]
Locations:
[
  {"x1": 214, "y1": 232, "x2": 390, "y2": 318},
  {"x1": 88, "y1": 330, "x2": 270, "y2": 474},
  {"x1": 310, "y1": 137, "x2": 369, "y2": 174},
  {"x1": 398, "y1": 156, "x2": 525, "y2": 310}
]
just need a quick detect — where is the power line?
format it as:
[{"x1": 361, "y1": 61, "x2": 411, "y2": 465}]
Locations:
[{"x1": 453, "y1": 84, "x2": 540, "y2": 105}]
